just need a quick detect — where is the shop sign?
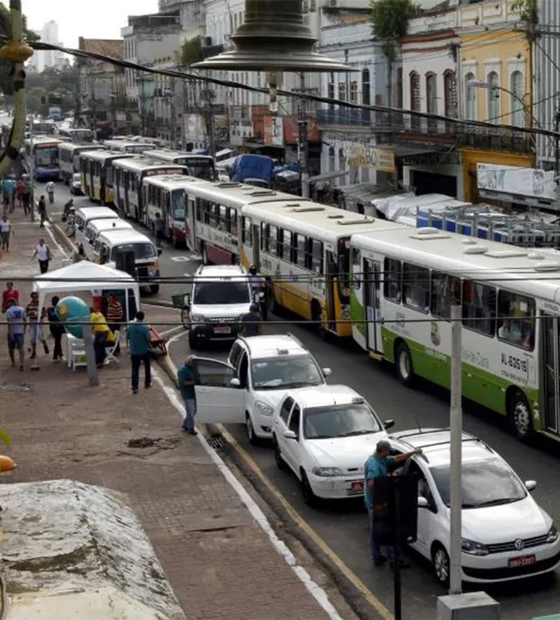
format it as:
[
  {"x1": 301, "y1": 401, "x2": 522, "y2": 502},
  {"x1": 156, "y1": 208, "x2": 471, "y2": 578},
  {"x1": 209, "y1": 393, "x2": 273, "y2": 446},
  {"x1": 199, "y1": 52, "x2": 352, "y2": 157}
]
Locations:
[
  {"x1": 230, "y1": 118, "x2": 253, "y2": 146},
  {"x1": 337, "y1": 141, "x2": 395, "y2": 173},
  {"x1": 264, "y1": 116, "x2": 284, "y2": 146},
  {"x1": 477, "y1": 163, "x2": 556, "y2": 201}
]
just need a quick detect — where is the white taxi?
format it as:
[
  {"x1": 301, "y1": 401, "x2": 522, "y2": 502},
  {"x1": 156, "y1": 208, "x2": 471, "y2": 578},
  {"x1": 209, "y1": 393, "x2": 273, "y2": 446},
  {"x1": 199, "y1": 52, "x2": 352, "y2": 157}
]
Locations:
[{"x1": 272, "y1": 385, "x2": 394, "y2": 506}]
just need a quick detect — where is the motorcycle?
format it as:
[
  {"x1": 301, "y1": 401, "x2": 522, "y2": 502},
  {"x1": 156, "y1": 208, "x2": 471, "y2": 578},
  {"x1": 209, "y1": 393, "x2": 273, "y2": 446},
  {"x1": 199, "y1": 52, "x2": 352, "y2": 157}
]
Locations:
[
  {"x1": 252, "y1": 286, "x2": 268, "y2": 321},
  {"x1": 61, "y1": 199, "x2": 74, "y2": 223}
]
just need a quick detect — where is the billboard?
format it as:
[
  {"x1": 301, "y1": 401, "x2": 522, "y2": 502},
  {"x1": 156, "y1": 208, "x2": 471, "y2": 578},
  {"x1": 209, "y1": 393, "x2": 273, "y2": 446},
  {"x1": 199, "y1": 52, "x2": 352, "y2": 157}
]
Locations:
[
  {"x1": 263, "y1": 116, "x2": 284, "y2": 146},
  {"x1": 477, "y1": 163, "x2": 556, "y2": 201}
]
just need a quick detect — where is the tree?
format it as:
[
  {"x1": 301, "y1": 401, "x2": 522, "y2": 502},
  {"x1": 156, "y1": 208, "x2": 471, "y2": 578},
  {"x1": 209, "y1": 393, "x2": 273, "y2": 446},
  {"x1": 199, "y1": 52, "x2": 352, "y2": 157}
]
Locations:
[
  {"x1": 179, "y1": 36, "x2": 203, "y2": 68},
  {"x1": 370, "y1": 0, "x2": 420, "y2": 61}
]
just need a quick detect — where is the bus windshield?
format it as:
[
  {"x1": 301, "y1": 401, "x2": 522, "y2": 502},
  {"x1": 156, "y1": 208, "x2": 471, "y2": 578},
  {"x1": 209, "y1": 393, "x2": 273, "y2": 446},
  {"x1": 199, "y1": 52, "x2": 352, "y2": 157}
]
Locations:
[
  {"x1": 105, "y1": 164, "x2": 115, "y2": 186},
  {"x1": 111, "y1": 243, "x2": 156, "y2": 261},
  {"x1": 171, "y1": 189, "x2": 185, "y2": 220},
  {"x1": 187, "y1": 158, "x2": 215, "y2": 180},
  {"x1": 35, "y1": 146, "x2": 59, "y2": 168}
]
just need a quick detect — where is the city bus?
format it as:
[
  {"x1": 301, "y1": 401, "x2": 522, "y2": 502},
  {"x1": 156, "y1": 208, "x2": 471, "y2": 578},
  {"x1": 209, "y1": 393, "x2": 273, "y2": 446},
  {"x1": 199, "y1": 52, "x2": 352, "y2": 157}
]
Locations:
[
  {"x1": 24, "y1": 137, "x2": 62, "y2": 181},
  {"x1": 142, "y1": 174, "x2": 204, "y2": 247},
  {"x1": 102, "y1": 140, "x2": 156, "y2": 154},
  {"x1": 113, "y1": 158, "x2": 188, "y2": 223},
  {"x1": 57, "y1": 127, "x2": 94, "y2": 143},
  {"x1": 79, "y1": 150, "x2": 134, "y2": 205},
  {"x1": 143, "y1": 150, "x2": 216, "y2": 180},
  {"x1": 58, "y1": 142, "x2": 105, "y2": 183},
  {"x1": 241, "y1": 201, "x2": 400, "y2": 338},
  {"x1": 349, "y1": 226, "x2": 560, "y2": 443}
]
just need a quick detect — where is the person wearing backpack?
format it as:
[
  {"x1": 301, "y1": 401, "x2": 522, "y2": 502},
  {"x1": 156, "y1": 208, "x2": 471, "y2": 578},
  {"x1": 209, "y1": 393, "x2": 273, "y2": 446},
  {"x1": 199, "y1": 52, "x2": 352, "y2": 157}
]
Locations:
[{"x1": 32, "y1": 238, "x2": 51, "y2": 273}]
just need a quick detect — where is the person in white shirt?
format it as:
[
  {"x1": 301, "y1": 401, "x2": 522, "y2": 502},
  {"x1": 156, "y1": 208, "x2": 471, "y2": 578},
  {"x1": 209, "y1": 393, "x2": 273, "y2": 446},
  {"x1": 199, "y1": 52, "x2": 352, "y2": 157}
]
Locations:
[
  {"x1": 0, "y1": 215, "x2": 12, "y2": 252},
  {"x1": 32, "y1": 238, "x2": 51, "y2": 274},
  {"x1": 45, "y1": 181, "x2": 55, "y2": 204}
]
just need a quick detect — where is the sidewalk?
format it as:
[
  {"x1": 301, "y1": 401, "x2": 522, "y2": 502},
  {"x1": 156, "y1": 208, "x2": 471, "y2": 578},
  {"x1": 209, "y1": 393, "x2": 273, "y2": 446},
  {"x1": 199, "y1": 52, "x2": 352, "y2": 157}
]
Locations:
[{"x1": 0, "y1": 208, "x2": 349, "y2": 620}]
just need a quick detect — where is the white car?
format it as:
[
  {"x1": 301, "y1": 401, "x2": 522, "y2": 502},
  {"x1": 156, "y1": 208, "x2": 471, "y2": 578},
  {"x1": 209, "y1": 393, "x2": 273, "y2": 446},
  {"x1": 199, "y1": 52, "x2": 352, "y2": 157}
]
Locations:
[
  {"x1": 272, "y1": 385, "x2": 395, "y2": 506},
  {"x1": 70, "y1": 172, "x2": 83, "y2": 195},
  {"x1": 389, "y1": 429, "x2": 560, "y2": 585},
  {"x1": 188, "y1": 334, "x2": 332, "y2": 441}
]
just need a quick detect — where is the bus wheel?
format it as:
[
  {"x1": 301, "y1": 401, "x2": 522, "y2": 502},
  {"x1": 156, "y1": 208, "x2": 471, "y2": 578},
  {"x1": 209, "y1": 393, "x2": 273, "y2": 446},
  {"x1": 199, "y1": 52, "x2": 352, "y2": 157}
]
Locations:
[
  {"x1": 149, "y1": 285, "x2": 160, "y2": 295},
  {"x1": 201, "y1": 244, "x2": 209, "y2": 265},
  {"x1": 509, "y1": 391, "x2": 533, "y2": 443},
  {"x1": 311, "y1": 300, "x2": 323, "y2": 335},
  {"x1": 395, "y1": 342, "x2": 414, "y2": 387}
]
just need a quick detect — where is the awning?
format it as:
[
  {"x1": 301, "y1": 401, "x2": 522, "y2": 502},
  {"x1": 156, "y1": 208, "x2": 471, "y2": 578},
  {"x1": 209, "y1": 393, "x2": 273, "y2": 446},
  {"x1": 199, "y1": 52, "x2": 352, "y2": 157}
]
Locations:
[
  {"x1": 381, "y1": 143, "x2": 441, "y2": 158},
  {"x1": 340, "y1": 182, "x2": 405, "y2": 205},
  {"x1": 309, "y1": 170, "x2": 348, "y2": 183}
]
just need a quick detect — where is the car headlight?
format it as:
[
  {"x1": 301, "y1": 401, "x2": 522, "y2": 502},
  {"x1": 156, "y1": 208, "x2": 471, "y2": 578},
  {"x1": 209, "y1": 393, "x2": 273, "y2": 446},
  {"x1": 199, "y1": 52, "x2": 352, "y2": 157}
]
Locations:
[
  {"x1": 547, "y1": 525, "x2": 558, "y2": 544},
  {"x1": 461, "y1": 539, "x2": 489, "y2": 556},
  {"x1": 190, "y1": 314, "x2": 206, "y2": 325},
  {"x1": 311, "y1": 467, "x2": 344, "y2": 477},
  {"x1": 256, "y1": 401, "x2": 274, "y2": 417}
]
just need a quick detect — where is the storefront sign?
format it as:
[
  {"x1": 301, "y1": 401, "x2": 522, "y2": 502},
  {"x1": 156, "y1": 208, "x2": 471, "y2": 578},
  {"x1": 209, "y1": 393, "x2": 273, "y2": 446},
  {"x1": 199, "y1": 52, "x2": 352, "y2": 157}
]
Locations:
[
  {"x1": 335, "y1": 141, "x2": 396, "y2": 173},
  {"x1": 477, "y1": 163, "x2": 556, "y2": 201},
  {"x1": 230, "y1": 118, "x2": 253, "y2": 146},
  {"x1": 264, "y1": 116, "x2": 284, "y2": 146},
  {"x1": 184, "y1": 114, "x2": 206, "y2": 144}
]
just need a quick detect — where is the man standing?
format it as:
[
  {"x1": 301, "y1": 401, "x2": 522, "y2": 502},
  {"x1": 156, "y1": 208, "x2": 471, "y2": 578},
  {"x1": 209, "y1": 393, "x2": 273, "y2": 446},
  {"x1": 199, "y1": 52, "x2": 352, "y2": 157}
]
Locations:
[
  {"x1": 5, "y1": 296, "x2": 26, "y2": 371},
  {"x1": 37, "y1": 195, "x2": 46, "y2": 227},
  {"x1": 90, "y1": 307, "x2": 111, "y2": 368},
  {"x1": 0, "y1": 214, "x2": 12, "y2": 252},
  {"x1": 32, "y1": 238, "x2": 51, "y2": 274},
  {"x1": 364, "y1": 440, "x2": 421, "y2": 569},
  {"x1": 239, "y1": 303, "x2": 262, "y2": 337},
  {"x1": 154, "y1": 213, "x2": 165, "y2": 248},
  {"x1": 26, "y1": 291, "x2": 49, "y2": 359},
  {"x1": 47, "y1": 295, "x2": 65, "y2": 362},
  {"x1": 2, "y1": 281, "x2": 19, "y2": 314},
  {"x1": 177, "y1": 356, "x2": 197, "y2": 435},
  {"x1": 46, "y1": 181, "x2": 55, "y2": 204},
  {"x1": 127, "y1": 311, "x2": 151, "y2": 394},
  {"x1": 105, "y1": 293, "x2": 124, "y2": 355}
]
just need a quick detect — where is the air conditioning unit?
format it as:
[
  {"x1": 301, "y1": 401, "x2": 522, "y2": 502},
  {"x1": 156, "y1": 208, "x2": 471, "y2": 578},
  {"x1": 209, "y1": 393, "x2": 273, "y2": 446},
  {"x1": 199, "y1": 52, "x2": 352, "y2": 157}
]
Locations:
[{"x1": 204, "y1": 36, "x2": 212, "y2": 47}]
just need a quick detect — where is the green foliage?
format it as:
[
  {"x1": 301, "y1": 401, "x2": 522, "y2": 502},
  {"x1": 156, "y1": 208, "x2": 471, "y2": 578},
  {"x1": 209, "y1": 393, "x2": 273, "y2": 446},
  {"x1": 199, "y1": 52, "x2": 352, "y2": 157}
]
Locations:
[
  {"x1": 24, "y1": 66, "x2": 79, "y2": 114},
  {"x1": 179, "y1": 36, "x2": 203, "y2": 68},
  {"x1": 512, "y1": 0, "x2": 538, "y2": 44},
  {"x1": 370, "y1": 0, "x2": 420, "y2": 61}
]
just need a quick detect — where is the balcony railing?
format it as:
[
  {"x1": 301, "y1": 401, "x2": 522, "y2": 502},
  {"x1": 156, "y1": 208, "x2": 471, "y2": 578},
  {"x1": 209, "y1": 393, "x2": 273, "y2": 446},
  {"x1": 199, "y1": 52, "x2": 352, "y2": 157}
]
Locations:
[{"x1": 317, "y1": 108, "x2": 398, "y2": 131}]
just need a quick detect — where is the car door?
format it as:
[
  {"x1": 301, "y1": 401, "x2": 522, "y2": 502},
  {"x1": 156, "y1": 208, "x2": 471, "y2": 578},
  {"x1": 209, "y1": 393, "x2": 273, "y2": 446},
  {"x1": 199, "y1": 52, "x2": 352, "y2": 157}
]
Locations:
[
  {"x1": 275, "y1": 397, "x2": 295, "y2": 462},
  {"x1": 190, "y1": 357, "x2": 245, "y2": 424},
  {"x1": 407, "y1": 460, "x2": 439, "y2": 560},
  {"x1": 282, "y1": 404, "x2": 302, "y2": 474}
]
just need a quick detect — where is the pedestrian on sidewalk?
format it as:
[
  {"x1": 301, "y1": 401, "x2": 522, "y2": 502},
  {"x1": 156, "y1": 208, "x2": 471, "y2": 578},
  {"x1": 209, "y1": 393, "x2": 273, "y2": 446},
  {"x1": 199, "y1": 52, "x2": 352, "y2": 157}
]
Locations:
[
  {"x1": 177, "y1": 356, "x2": 197, "y2": 435},
  {"x1": 26, "y1": 291, "x2": 49, "y2": 359},
  {"x1": 0, "y1": 213, "x2": 12, "y2": 252},
  {"x1": 90, "y1": 306, "x2": 110, "y2": 368},
  {"x1": 37, "y1": 196, "x2": 47, "y2": 227},
  {"x1": 46, "y1": 181, "x2": 55, "y2": 204},
  {"x1": 47, "y1": 295, "x2": 64, "y2": 362},
  {"x1": 2, "y1": 177, "x2": 15, "y2": 213},
  {"x1": 2, "y1": 281, "x2": 19, "y2": 314},
  {"x1": 5, "y1": 296, "x2": 26, "y2": 371},
  {"x1": 16, "y1": 179, "x2": 25, "y2": 209},
  {"x1": 32, "y1": 238, "x2": 51, "y2": 274},
  {"x1": 21, "y1": 175, "x2": 31, "y2": 216},
  {"x1": 105, "y1": 293, "x2": 123, "y2": 355},
  {"x1": 127, "y1": 310, "x2": 151, "y2": 394}
]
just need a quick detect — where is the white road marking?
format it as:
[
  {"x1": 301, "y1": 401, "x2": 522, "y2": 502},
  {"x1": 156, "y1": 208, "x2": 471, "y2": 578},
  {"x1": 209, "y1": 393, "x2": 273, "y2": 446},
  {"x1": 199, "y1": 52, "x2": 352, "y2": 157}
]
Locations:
[{"x1": 170, "y1": 255, "x2": 197, "y2": 262}]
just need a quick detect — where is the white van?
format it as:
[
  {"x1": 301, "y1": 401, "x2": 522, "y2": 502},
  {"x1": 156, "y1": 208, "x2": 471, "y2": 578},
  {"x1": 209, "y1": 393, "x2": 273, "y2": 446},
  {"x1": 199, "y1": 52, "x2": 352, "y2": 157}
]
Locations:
[
  {"x1": 83, "y1": 218, "x2": 133, "y2": 261},
  {"x1": 75, "y1": 206, "x2": 119, "y2": 255},
  {"x1": 94, "y1": 229, "x2": 161, "y2": 294}
]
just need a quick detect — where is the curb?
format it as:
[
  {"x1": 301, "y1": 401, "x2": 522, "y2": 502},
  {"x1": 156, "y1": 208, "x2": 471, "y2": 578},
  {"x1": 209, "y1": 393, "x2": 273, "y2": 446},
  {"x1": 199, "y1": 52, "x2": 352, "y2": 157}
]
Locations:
[
  {"x1": 144, "y1": 299, "x2": 174, "y2": 308},
  {"x1": 52, "y1": 222, "x2": 78, "y2": 254}
]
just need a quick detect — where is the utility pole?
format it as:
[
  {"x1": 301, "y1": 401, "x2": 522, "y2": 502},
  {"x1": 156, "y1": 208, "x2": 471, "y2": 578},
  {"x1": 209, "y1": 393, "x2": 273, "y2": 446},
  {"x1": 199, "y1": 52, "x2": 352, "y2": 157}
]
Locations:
[
  {"x1": 449, "y1": 305, "x2": 463, "y2": 595},
  {"x1": 181, "y1": 77, "x2": 187, "y2": 151},
  {"x1": 298, "y1": 73, "x2": 310, "y2": 198}
]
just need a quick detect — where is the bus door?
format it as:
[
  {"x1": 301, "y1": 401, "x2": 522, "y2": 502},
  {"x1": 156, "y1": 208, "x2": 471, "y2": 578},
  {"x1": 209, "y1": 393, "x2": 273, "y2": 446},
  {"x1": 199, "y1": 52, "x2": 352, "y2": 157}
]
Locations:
[
  {"x1": 364, "y1": 258, "x2": 383, "y2": 354},
  {"x1": 542, "y1": 313, "x2": 560, "y2": 435},
  {"x1": 185, "y1": 195, "x2": 196, "y2": 252},
  {"x1": 325, "y1": 251, "x2": 337, "y2": 332},
  {"x1": 251, "y1": 222, "x2": 260, "y2": 269}
]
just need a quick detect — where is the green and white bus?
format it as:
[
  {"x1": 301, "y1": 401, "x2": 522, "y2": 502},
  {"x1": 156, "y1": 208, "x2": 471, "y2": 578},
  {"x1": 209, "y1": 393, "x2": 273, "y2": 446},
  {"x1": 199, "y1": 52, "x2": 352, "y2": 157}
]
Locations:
[{"x1": 350, "y1": 226, "x2": 560, "y2": 443}]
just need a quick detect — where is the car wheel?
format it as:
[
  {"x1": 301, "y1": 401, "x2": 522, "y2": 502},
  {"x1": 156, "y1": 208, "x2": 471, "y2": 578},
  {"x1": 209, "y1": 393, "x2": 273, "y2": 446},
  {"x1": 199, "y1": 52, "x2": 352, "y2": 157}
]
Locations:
[
  {"x1": 300, "y1": 470, "x2": 319, "y2": 508},
  {"x1": 395, "y1": 342, "x2": 414, "y2": 387},
  {"x1": 432, "y1": 544, "x2": 450, "y2": 587},
  {"x1": 188, "y1": 332, "x2": 197, "y2": 350},
  {"x1": 149, "y1": 285, "x2": 160, "y2": 295},
  {"x1": 274, "y1": 438, "x2": 287, "y2": 471},
  {"x1": 509, "y1": 390, "x2": 533, "y2": 443},
  {"x1": 246, "y1": 414, "x2": 259, "y2": 446}
]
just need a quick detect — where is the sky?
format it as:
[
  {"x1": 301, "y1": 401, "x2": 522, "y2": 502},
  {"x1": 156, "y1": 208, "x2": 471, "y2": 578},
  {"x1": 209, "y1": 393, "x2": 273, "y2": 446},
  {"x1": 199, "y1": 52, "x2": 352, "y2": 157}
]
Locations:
[{"x1": 23, "y1": 0, "x2": 160, "y2": 48}]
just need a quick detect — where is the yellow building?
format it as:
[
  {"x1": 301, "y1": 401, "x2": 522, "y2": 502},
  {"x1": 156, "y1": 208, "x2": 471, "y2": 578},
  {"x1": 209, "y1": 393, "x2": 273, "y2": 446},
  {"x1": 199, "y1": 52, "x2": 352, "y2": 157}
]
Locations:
[{"x1": 458, "y1": 1, "x2": 534, "y2": 202}]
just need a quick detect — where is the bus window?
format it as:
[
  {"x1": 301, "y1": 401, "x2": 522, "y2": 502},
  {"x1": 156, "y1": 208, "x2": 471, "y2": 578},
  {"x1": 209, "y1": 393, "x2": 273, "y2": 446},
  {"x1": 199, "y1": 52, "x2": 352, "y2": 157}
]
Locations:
[
  {"x1": 229, "y1": 208, "x2": 238, "y2": 235},
  {"x1": 311, "y1": 239, "x2": 324, "y2": 274},
  {"x1": 384, "y1": 258, "x2": 402, "y2": 304},
  {"x1": 431, "y1": 272, "x2": 461, "y2": 319},
  {"x1": 462, "y1": 280, "x2": 496, "y2": 337},
  {"x1": 403, "y1": 263, "x2": 430, "y2": 313},
  {"x1": 266, "y1": 225, "x2": 279, "y2": 255},
  {"x1": 295, "y1": 234, "x2": 306, "y2": 269},
  {"x1": 351, "y1": 247, "x2": 361, "y2": 289},
  {"x1": 171, "y1": 190, "x2": 185, "y2": 220},
  {"x1": 278, "y1": 229, "x2": 290, "y2": 261},
  {"x1": 497, "y1": 291, "x2": 535, "y2": 351},
  {"x1": 242, "y1": 217, "x2": 252, "y2": 247}
]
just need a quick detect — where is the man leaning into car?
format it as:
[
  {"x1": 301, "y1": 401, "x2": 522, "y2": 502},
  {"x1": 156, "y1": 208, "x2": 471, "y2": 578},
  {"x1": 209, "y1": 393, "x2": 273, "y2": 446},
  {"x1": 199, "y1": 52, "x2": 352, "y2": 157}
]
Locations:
[{"x1": 364, "y1": 440, "x2": 421, "y2": 569}]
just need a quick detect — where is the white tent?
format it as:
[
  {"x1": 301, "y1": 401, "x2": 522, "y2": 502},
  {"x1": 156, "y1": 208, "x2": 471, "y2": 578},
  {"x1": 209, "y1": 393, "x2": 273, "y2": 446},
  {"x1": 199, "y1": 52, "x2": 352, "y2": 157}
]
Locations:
[{"x1": 33, "y1": 261, "x2": 140, "y2": 320}]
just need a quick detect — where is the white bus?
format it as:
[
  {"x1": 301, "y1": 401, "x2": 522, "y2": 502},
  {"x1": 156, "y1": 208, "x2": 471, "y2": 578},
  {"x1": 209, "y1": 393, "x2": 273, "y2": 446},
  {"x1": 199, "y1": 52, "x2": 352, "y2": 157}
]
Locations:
[
  {"x1": 58, "y1": 142, "x2": 105, "y2": 184},
  {"x1": 143, "y1": 150, "x2": 216, "y2": 180},
  {"x1": 188, "y1": 182, "x2": 307, "y2": 263},
  {"x1": 24, "y1": 137, "x2": 62, "y2": 181},
  {"x1": 349, "y1": 226, "x2": 560, "y2": 443},
  {"x1": 102, "y1": 140, "x2": 156, "y2": 154},
  {"x1": 142, "y1": 174, "x2": 205, "y2": 247},
  {"x1": 57, "y1": 127, "x2": 94, "y2": 143},
  {"x1": 79, "y1": 150, "x2": 134, "y2": 205},
  {"x1": 241, "y1": 201, "x2": 403, "y2": 338},
  {"x1": 113, "y1": 158, "x2": 188, "y2": 223}
]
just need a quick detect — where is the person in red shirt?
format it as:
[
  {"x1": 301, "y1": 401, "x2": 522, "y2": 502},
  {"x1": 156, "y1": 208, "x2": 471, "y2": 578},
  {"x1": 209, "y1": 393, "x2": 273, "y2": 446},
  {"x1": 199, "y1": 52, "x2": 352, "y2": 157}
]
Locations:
[{"x1": 2, "y1": 281, "x2": 19, "y2": 313}]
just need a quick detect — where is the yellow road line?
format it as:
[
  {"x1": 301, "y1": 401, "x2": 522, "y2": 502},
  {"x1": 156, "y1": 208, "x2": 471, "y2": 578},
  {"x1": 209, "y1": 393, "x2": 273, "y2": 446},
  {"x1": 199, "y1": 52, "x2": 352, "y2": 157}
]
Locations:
[{"x1": 164, "y1": 351, "x2": 393, "y2": 620}]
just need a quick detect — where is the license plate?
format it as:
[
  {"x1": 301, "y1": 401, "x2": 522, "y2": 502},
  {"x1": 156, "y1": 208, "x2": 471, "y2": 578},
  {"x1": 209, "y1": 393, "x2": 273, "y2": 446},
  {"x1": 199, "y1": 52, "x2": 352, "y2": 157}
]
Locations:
[
  {"x1": 214, "y1": 326, "x2": 231, "y2": 335},
  {"x1": 351, "y1": 481, "x2": 364, "y2": 491},
  {"x1": 508, "y1": 555, "x2": 536, "y2": 568}
]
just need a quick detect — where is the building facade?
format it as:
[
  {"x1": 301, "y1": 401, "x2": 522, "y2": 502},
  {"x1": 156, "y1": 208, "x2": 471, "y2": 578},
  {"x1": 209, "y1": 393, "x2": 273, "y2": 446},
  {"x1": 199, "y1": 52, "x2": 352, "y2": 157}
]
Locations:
[{"x1": 28, "y1": 20, "x2": 65, "y2": 73}]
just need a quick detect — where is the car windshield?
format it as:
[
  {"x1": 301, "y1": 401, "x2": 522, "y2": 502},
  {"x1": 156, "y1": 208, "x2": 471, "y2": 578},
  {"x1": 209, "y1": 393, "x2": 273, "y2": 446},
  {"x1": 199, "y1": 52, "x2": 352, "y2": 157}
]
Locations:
[
  {"x1": 303, "y1": 403, "x2": 382, "y2": 439},
  {"x1": 251, "y1": 355, "x2": 323, "y2": 390},
  {"x1": 193, "y1": 281, "x2": 250, "y2": 305},
  {"x1": 111, "y1": 242, "x2": 156, "y2": 261},
  {"x1": 430, "y1": 458, "x2": 528, "y2": 508}
]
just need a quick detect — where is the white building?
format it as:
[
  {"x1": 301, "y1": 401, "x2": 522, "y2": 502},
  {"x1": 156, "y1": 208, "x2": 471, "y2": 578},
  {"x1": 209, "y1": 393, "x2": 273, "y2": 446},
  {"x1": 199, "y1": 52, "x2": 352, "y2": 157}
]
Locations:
[{"x1": 28, "y1": 20, "x2": 65, "y2": 72}]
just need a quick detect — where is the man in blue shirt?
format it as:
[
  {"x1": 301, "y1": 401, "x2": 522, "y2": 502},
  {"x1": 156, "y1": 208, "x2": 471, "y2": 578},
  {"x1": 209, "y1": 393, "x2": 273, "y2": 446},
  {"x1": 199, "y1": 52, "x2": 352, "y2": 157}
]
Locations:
[
  {"x1": 177, "y1": 356, "x2": 197, "y2": 435},
  {"x1": 127, "y1": 311, "x2": 151, "y2": 394},
  {"x1": 5, "y1": 297, "x2": 26, "y2": 371},
  {"x1": 365, "y1": 440, "x2": 421, "y2": 568}
]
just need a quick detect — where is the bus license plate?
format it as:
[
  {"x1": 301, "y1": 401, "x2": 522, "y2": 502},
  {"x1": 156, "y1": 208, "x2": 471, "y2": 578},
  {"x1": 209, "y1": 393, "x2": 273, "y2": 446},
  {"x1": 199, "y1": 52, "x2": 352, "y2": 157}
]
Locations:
[
  {"x1": 351, "y1": 481, "x2": 364, "y2": 491},
  {"x1": 508, "y1": 555, "x2": 535, "y2": 568},
  {"x1": 214, "y1": 326, "x2": 231, "y2": 335}
]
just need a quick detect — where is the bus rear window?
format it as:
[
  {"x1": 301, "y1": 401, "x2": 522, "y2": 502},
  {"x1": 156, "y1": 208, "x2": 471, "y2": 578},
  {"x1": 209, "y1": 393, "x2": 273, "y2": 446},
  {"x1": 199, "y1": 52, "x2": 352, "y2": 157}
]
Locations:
[{"x1": 111, "y1": 243, "x2": 156, "y2": 261}]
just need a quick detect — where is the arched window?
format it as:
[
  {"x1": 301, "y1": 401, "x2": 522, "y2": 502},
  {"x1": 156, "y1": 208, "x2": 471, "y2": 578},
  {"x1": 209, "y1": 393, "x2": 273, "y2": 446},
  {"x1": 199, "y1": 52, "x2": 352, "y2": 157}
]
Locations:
[
  {"x1": 339, "y1": 148, "x2": 346, "y2": 173},
  {"x1": 426, "y1": 72, "x2": 437, "y2": 130},
  {"x1": 444, "y1": 71, "x2": 457, "y2": 118},
  {"x1": 465, "y1": 72, "x2": 476, "y2": 120},
  {"x1": 487, "y1": 71, "x2": 500, "y2": 122},
  {"x1": 410, "y1": 71, "x2": 420, "y2": 128},
  {"x1": 329, "y1": 146, "x2": 335, "y2": 173},
  {"x1": 362, "y1": 69, "x2": 371, "y2": 105},
  {"x1": 510, "y1": 70, "x2": 525, "y2": 127}
]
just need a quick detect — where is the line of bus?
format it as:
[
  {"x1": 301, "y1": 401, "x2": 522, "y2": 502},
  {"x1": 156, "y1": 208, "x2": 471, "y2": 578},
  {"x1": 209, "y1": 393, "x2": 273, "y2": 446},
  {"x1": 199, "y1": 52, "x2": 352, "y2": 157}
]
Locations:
[
  {"x1": 59, "y1": 142, "x2": 105, "y2": 184},
  {"x1": 79, "y1": 150, "x2": 135, "y2": 205},
  {"x1": 113, "y1": 158, "x2": 188, "y2": 223},
  {"x1": 143, "y1": 150, "x2": 216, "y2": 181},
  {"x1": 24, "y1": 137, "x2": 62, "y2": 181},
  {"x1": 102, "y1": 140, "x2": 157, "y2": 154},
  {"x1": 57, "y1": 127, "x2": 94, "y2": 143}
]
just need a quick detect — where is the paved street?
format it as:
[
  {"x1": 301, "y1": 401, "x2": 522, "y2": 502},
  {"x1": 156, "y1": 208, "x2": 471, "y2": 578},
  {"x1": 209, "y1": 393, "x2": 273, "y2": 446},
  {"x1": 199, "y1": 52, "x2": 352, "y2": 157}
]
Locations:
[{"x1": 56, "y1": 180, "x2": 560, "y2": 619}]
